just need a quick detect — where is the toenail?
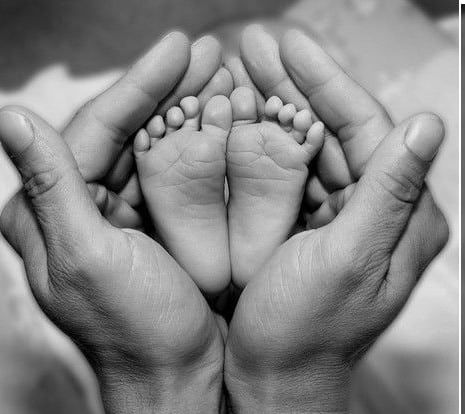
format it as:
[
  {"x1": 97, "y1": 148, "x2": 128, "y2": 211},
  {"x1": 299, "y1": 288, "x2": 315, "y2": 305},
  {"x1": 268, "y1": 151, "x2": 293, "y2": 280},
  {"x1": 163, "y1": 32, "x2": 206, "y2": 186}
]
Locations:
[{"x1": 167, "y1": 107, "x2": 185, "y2": 127}]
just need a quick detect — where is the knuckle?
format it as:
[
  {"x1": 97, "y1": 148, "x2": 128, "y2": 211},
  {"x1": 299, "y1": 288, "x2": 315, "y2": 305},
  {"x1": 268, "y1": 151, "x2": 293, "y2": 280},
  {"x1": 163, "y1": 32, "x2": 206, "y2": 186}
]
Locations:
[
  {"x1": 76, "y1": 98, "x2": 130, "y2": 141},
  {"x1": 370, "y1": 166, "x2": 423, "y2": 206},
  {"x1": 23, "y1": 167, "x2": 62, "y2": 199},
  {"x1": 338, "y1": 230, "x2": 391, "y2": 285},
  {"x1": 50, "y1": 238, "x2": 104, "y2": 284}
]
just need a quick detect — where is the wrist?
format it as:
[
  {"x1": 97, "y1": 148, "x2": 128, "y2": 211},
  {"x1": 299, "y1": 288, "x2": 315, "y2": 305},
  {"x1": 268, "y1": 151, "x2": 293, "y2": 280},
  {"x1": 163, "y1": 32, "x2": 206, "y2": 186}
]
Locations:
[
  {"x1": 96, "y1": 352, "x2": 224, "y2": 414},
  {"x1": 225, "y1": 355, "x2": 350, "y2": 414},
  {"x1": 102, "y1": 366, "x2": 223, "y2": 414}
]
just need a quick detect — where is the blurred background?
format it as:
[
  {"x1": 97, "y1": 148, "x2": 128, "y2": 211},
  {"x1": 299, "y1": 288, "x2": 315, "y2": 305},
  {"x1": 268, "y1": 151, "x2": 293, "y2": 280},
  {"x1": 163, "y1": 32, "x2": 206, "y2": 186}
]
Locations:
[{"x1": 0, "y1": 0, "x2": 459, "y2": 413}]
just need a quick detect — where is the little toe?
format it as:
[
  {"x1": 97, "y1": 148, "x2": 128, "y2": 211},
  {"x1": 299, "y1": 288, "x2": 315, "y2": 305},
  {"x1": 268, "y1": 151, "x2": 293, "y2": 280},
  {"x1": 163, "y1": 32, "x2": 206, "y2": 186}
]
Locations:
[
  {"x1": 291, "y1": 109, "x2": 312, "y2": 144},
  {"x1": 146, "y1": 115, "x2": 166, "y2": 138},
  {"x1": 201, "y1": 95, "x2": 233, "y2": 137},
  {"x1": 180, "y1": 96, "x2": 201, "y2": 130},
  {"x1": 278, "y1": 103, "x2": 297, "y2": 131},
  {"x1": 166, "y1": 106, "x2": 185, "y2": 133},
  {"x1": 133, "y1": 128, "x2": 151, "y2": 157},
  {"x1": 230, "y1": 86, "x2": 258, "y2": 126},
  {"x1": 302, "y1": 121, "x2": 325, "y2": 160},
  {"x1": 264, "y1": 96, "x2": 283, "y2": 120}
]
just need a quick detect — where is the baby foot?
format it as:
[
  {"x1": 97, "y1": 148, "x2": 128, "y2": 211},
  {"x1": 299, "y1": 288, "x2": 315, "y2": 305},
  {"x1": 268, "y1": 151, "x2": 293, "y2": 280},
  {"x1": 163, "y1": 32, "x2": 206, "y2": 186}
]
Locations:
[
  {"x1": 227, "y1": 87, "x2": 324, "y2": 288},
  {"x1": 134, "y1": 95, "x2": 232, "y2": 296}
]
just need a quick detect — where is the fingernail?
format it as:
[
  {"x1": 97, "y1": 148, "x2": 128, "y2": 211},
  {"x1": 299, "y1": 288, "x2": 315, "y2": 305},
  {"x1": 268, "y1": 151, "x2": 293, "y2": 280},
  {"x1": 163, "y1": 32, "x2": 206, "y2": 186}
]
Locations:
[
  {"x1": 245, "y1": 23, "x2": 266, "y2": 34},
  {"x1": 161, "y1": 31, "x2": 180, "y2": 42},
  {"x1": 405, "y1": 115, "x2": 445, "y2": 161},
  {"x1": 162, "y1": 31, "x2": 187, "y2": 43},
  {"x1": 0, "y1": 111, "x2": 34, "y2": 156},
  {"x1": 161, "y1": 31, "x2": 174, "y2": 40},
  {"x1": 193, "y1": 34, "x2": 213, "y2": 46}
]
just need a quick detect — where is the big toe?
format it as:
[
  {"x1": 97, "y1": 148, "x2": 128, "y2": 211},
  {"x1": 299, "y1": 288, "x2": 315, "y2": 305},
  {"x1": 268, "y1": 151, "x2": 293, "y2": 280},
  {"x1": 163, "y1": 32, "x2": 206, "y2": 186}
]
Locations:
[
  {"x1": 230, "y1": 87, "x2": 258, "y2": 125},
  {"x1": 201, "y1": 95, "x2": 232, "y2": 136}
]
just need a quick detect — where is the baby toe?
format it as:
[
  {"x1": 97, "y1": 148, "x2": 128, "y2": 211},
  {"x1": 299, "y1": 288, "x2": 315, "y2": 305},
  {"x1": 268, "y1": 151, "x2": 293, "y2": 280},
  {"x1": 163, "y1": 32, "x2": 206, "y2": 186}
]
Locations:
[
  {"x1": 146, "y1": 115, "x2": 166, "y2": 138},
  {"x1": 180, "y1": 96, "x2": 201, "y2": 130},
  {"x1": 291, "y1": 109, "x2": 312, "y2": 144},
  {"x1": 278, "y1": 103, "x2": 297, "y2": 131},
  {"x1": 264, "y1": 96, "x2": 283, "y2": 120},
  {"x1": 201, "y1": 95, "x2": 232, "y2": 137},
  {"x1": 230, "y1": 87, "x2": 258, "y2": 126},
  {"x1": 166, "y1": 106, "x2": 185, "y2": 133},
  {"x1": 302, "y1": 121, "x2": 325, "y2": 160},
  {"x1": 133, "y1": 128, "x2": 151, "y2": 157}
]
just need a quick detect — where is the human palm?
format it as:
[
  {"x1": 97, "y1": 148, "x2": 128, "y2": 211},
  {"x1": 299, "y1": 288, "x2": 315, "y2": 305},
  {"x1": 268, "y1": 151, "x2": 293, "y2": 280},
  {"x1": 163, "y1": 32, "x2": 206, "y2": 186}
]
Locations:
[
  {"x1": 0, "y1": 32, "x2": 228, "y2": 414},
  {"x1": 222, "y1": 26, "x2": 447, "y2": 413},
  {"x1": 0, "y1": 107, "x2": 224, "y2": 414},
  {"x1": 0, "y1": 25, "x2": 448, "y2": 414}
]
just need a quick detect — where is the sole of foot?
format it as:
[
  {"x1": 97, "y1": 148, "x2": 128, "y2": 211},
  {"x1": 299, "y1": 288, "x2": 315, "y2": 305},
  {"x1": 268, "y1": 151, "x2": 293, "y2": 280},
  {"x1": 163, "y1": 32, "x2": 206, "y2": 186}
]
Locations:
[
  {"x1": 227, "y1": 87, "x2": 324, "y2": 288},
  {"x1": 134, "y1": 95, "x2": 232, "y2": 296}
]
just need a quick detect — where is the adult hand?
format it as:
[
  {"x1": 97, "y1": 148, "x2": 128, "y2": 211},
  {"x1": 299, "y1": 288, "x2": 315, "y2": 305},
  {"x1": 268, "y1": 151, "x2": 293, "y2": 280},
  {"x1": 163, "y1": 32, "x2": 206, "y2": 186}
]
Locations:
[
  {"x1": 3, "y1": 30, "x2": 231, "y2": 235},
  {"x1": 0, "y1": 257, "x2": 104, "y2": 414},
  {"x1": 0, "y1": 107, "x2": 224, "y2": 414},
  {"x1": 224, "y1": 27, "x2": 449, "y2": 413},
  {"x1": 0, "y1": 31, "x2": 229, "y2": 414}
]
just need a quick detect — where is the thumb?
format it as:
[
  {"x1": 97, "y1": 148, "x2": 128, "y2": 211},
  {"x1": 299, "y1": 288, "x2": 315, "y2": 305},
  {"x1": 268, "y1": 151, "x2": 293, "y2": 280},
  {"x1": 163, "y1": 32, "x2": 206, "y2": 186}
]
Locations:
[
  {"x1": 336, "y1": 113, "x2": 445, "y2": 258},
  {"x1": 0, "y1": 106, "x2": 104, "y2": 255}
]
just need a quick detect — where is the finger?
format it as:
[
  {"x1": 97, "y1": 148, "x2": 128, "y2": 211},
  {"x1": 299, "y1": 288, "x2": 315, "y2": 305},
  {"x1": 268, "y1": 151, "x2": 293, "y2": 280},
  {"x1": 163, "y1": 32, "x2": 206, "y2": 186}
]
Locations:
[
  {"x1": 118, "y1": 172, "x2": 143, "y2": 207},
  {"x1": 64, "y1": 31, "x2": 190, "y2": 181},
  {"x1": 87, "y1": 184, "x2": 143, "y2": 229},
  {"x1": 240, "y1": 24, "x2": 309, "y2": 110},
  {"x1": 223, "y1": 54, "x2": 266, "y2": 115},
  {"x1": 386, "y1": 190, "x2": 448, "y2": 300},
  {"x1": 157, "y1": 35, "x2": 223, "y2": 114},
  {"x1": 316, "y1": 131, "x2": 353, "y2": 190},
  {"x1": 336, "y1": 113, "x2": 445, "y2": 261},
  {"x1": 197, "y1": 67, "x2": 234, "y2": 108},
  {"x1": 280, "y1": 29, "x2": 393, "y2": 178},
  {"x1": 306, "y1": 183, "x2": 356, "y2": 229},
  {"x1": 304, "y1": 174, "x2": 329, "y2": 211},
  {"x1": 0, "y1": 188, "x2": 53, "y2": 297},
  {"x1": 103, "y1": 141, "x2": 135, "y2": 193},
  {"x1": 0, "y1": 190, "x2": 41, "y2": 256},
  {"x1": 0, "y1": 107, "x2": 104, "y2": 254},
  {"x1": 240, "y1": 25, "x2": 352, "y2": 192}
]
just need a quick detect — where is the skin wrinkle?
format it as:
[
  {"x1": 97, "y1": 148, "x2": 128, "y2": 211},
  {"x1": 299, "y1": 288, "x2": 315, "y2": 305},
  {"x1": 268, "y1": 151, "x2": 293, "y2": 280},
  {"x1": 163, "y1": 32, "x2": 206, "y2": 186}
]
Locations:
[
  {"x1": 227, "y1": 135, "x2": 308, "y2": 175},
  {"x1": 141, "y1": 139, "x2": 224, "y2": 183},
  {"x1": 0, "y1": 40, "x2": 234, "y2": 414},
  {"x1": 260, "y1": 73, "x2": 290, "y2": 98},
  {"x1": 122, "y1": 74, "x2": 160, "y2": 110},
  {"x1": 84, "y1": 104, "x2": 134, "y2": 146},
  {"x1": 0, "y1": 24, "x2": 449, "y2": 413},
  {"x1": 17, "y1": 138, "x2": 79, "y2": 199},
  {"x1": 337, "y1": 109, "x2": 388, "y2": 144}
]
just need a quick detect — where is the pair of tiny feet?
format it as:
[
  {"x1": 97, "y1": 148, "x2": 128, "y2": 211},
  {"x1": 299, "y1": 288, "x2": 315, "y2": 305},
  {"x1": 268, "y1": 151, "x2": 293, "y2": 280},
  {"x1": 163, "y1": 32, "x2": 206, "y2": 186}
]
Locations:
[{"x1": 134, "y1": 87, "x2": 324, "y2": 296}]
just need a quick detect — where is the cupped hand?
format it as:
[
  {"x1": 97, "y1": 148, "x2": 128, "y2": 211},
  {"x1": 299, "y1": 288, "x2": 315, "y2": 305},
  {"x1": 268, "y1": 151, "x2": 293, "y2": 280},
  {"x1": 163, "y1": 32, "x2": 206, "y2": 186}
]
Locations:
[
  {"x1": 0, "y1": 107, "x2": 224, "y2": 414},
  {"x1": 0, "y1": 31, "x2": 229, "y2": 414},
  {"x1": 224, "y1": 27, "x2": 449, "y2": 414}
]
